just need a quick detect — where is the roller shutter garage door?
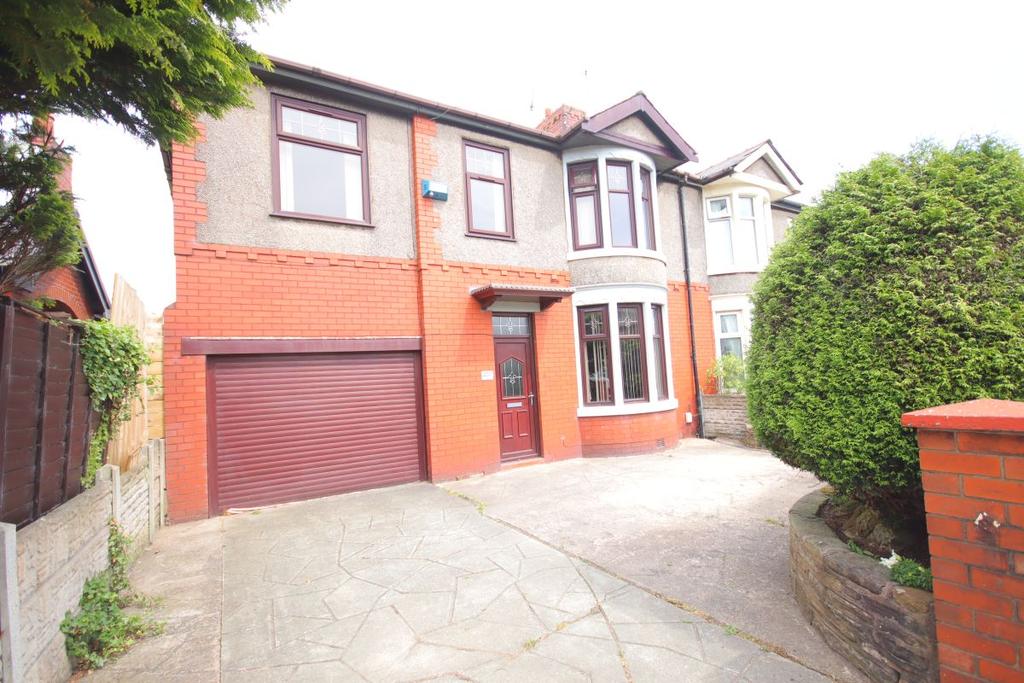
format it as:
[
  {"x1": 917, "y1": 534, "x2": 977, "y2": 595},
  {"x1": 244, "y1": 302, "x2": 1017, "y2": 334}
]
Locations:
[{"x1": 207, "y1": 352, "x2": 425, "y2": 512}]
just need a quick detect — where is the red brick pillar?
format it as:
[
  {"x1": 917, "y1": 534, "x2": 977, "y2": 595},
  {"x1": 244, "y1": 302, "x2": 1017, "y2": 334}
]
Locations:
[{"x1": 902, "y1": 399, "x2": 1024, "y2": 683}]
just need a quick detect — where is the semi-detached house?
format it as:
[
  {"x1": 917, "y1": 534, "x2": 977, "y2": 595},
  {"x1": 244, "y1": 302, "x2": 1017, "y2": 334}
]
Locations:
[{"x1": 163, "y1": 57, "x2": 803, "y2": 520}]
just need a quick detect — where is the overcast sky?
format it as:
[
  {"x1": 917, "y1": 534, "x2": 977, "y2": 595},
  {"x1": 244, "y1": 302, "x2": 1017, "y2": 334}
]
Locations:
[{"x1": 55, "y1": 0, "x2": 1024, "y2": 314}]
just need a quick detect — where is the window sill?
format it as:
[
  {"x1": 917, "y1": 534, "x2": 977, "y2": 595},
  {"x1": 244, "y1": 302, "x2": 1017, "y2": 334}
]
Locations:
[
  {"x1": 577, "y1": 397, "x2": 678, "y2": 418},
  {"x1": 707, "y1": 265, "x2": 765, "y2": 276},
  {"x1": 466, "y1": 230, "x2": 516, "y2": 242},
  {"x1": 270, "y1": 211, "x2": 375, "y2": 229},
  {"x1": 567, "y1": 247, "x2": 666, "y2": 264}
]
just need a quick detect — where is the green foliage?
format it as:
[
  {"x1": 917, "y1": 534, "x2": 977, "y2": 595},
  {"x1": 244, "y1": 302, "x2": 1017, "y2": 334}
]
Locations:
[
  {"x1": 708, "y1": 355, "x2": 746, "y2": 394},
  {"x1": 847, "y1": 540, "x2": 872, "y2": 558},
  {"x1": 80, "y1": 319, "x2": 149, "y2": 485},
  {"x1": 890, "y1": 557, "x2": 933, "y2": 591},
  {"x1": 0, "y1": 120, "x2": 82, "y2": 292},
  {"x1": 61, "y1": 521, "x2": 162, "y2": 670},
  {"x1": 0, "y1": 0, "x2": 283, "y2": 145},
  {"x1": 747, "y1": 137, "x2": 1024, "y2": 518}
]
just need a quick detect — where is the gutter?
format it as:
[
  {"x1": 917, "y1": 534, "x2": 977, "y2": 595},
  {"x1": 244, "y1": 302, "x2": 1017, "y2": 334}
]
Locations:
[{"x1": 676, "y1": 184, "x2": 705, "y2": 438}]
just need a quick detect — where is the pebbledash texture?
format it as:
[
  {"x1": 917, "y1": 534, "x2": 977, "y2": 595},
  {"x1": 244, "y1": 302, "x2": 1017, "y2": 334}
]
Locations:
[{"x1": 789, "y1": 490, "x2": 938, "y2": 683}]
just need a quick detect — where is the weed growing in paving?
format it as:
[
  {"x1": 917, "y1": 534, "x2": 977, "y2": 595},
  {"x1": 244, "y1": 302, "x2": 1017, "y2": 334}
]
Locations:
[{"x1": 61, "y1": 520, "x2": 163, "y2": 670}]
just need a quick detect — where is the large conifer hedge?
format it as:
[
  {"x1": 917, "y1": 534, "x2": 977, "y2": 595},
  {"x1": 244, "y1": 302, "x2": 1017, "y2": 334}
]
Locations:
[{"x1": 747, "y1": 138, "x2": 1024, "y2": 517}]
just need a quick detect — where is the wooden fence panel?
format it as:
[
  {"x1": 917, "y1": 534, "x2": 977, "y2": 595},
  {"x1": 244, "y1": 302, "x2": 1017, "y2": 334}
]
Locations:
[
  {"x1": 105, "y1": 276, "x2": 147, "y2": 471},
  {"x1": 0, "y1": 299, "x2": 93, "y2": 528}
]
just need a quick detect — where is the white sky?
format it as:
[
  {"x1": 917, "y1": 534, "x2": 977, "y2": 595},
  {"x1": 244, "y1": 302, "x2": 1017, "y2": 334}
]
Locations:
[{"x1": 55, "y1": 0, "x2": 1024, "y2": 314}]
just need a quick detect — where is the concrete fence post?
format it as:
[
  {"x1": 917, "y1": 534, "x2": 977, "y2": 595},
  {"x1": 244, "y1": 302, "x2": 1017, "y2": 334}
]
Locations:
[
  {"x1": 902, "y1": 398, "x2": 1024, "y2": 683},
  {"x1": 0, "y1": 523, "x2": 19, "y2": 683},
  {"x1": 102, "y1": 464, "x2": 122, "y2": 525}
]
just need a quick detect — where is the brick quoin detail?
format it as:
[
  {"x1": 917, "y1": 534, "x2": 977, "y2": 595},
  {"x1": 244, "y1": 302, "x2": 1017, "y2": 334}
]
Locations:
[{"x1": 903, "y1": 399, "x2": 1024, "y2": 682}]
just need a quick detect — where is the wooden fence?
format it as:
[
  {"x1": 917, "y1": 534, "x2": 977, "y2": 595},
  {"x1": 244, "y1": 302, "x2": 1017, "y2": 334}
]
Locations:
[
  {"x1": 0, "y1": 298, "x2": 94, "y2": 528},
  {"x1": 104, "y1": 276, "x2": 148, "y2": 471}
]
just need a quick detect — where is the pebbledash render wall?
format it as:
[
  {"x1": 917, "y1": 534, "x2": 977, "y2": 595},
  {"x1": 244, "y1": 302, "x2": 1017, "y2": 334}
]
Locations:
[{"x1": 164, "y1": 87, "x2": 717, "y2": 519}]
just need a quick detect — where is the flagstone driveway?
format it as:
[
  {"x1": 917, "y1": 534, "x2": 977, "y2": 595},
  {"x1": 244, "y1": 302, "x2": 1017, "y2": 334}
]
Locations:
[{"x1": 87, "y1": 441, "x2": 844, "y2": 682}]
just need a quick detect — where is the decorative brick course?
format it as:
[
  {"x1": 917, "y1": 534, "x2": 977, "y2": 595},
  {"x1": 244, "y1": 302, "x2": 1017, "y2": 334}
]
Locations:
[{"x1": 903, "y1": 399, "x2": 1024, "y2": 682}]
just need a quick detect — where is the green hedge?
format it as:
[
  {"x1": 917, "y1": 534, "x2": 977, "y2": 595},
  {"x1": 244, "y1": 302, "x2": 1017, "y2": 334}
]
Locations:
[{"x1": 747, "y1": 138, "x2": 1024, "y2": 516}]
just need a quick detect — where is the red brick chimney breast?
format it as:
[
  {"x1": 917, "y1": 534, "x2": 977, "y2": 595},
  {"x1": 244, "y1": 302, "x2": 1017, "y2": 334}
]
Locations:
[{"x1": 536, "y1": 104, "x2": 586, "y2": 137}]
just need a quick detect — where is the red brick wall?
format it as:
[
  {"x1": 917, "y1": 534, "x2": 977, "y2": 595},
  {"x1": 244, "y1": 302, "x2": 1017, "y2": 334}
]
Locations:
[
  {"x1": 411, "y1": 116, "x2": 581, "y2": 479},
  {"x1": 164, "y1": 126, "x2": 422, "y2": 519},
  {"x1": 668, "y1": 281, "x2": 714, "y2": 436},
  {"x1": 17, "y1": 266, "x2": 98, "y2": 320},
  {"x1": 905, "y1": 401, "x2": 1024, "y2": 683},
  {"x1": 579, "y1": 410, "x2": 679, "y2": 456}
]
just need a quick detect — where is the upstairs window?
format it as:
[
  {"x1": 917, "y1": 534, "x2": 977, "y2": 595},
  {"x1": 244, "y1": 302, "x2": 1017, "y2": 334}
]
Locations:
[
  {"x1": 464, "y1": 141, "x2": 513, "y2": 238},
  {"x1": 640, "y1": 167, "x2": 656, "y2": 250},
  {"x1": 707, "y1": 195, "x2": 760, "y2": 272},
  {"x1": 569, "y1": 161, "x2": 602, "y2": 249},
  {"x1": 273, "y1": 96, "x2": 369, "y2": 223},
  {"x1": 607, "y1": 161, "x2": 637, "y2": 247}
]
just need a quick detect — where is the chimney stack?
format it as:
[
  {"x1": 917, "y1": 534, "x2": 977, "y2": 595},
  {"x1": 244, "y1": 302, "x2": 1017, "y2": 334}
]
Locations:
[{"x1": 536, "y1": 104, "x2": 586, "y2": 137}]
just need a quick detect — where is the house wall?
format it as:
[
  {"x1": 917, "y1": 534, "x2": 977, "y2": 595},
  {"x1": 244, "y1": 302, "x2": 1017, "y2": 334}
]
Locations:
[
  {"x1": 17, "y1": 266, "x2": 96, "y2": 320},
  {"x1": 568, "y1": 256, "x2": 665, "y2": 287},
  {"x1": 431, "y1": 122, "x2": 567, "y2": 269},
  {"x1": 195, "y1": 85, "x2": 416, "y2": 259},
  {"x1": 607, "y1": 116, "x2": 663, "y2": 147},
  {"x1": 771, "y1": 207, "x2": 797, "y2": 245},
  {"x1": 672, "y1": 184, "x2": 708, "y2": 284}
]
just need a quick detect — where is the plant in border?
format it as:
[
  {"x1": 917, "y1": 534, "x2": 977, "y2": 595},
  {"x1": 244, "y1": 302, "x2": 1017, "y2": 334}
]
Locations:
[
  {"x1": 747, "y1": 137, "x2": 1024, "y2": 524},
  {"x1": 707, "y1": 355, "x2": 746, "y2": 394},
  {"x1": 61, "y1": 520, "x2": 163, "y2": 670},
  {"x1": 889, "y1": 557, "x2": 933, "y2": 591},
  {"x1": 80, "y1": 319, "x2": 149, "y2": 485}
]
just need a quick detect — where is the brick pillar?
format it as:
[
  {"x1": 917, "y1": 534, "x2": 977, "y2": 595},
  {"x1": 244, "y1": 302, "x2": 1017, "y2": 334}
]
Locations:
[{"x1": 902, "y1": 399, "x2": 1024, "y2": 683}]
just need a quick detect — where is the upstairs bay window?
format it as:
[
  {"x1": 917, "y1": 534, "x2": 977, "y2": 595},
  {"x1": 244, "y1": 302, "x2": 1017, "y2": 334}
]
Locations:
[
  {"x1": 464, "y1": 141, "x2": 513, "y2": 238},
  {"x1": 273, "y1": 96, "x2": 369, "y2": 224},
  {"x1": 705, "y1": 193, "x2": 770, "y2": 273},
  {"x1": 607, "y1": 162, "x2": 637, "y2": 247},
  {"x1": 569, "y1": 161, "x2": 602, "y2": 249}
]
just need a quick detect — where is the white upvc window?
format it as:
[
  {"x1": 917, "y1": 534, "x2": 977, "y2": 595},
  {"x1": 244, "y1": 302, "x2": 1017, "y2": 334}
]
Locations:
[
  {"x1": 704, "y1": 190, "x2": 773, "y2": 274},
  {"x1": 711, "y1": 295, "x2": 755, "y2": 360}
]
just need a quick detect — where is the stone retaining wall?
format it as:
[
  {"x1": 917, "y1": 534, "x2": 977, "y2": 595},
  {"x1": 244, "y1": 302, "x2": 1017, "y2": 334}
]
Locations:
[
  {"x1": 789, "y1": 490, "x2": 938, "y2": 682},
  {"x1": 701, "y1": 393, "x2": 757, "y2": 446},
  {"x1": 0, "y1": 439, "x2": 165, "y2": 683}
]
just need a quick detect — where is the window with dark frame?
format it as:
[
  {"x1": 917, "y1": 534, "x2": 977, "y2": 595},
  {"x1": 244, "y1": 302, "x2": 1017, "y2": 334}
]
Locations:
[
  {"x1": 640, "y1": 167, "x2": 656, "y2": 250},
  {"x1": 617, "y1": 303, "x2": 648, "y2": 401},
  {"x1": 568, "y1": 161, "x2": 602, "y2": 249},
  {"x1": 578, "y1": 305, "x2": 613, "y2": 404},
  {"x1": 464, "y1": 141, "x2": 513, "y2": 238},
  {"x1": 651, "y1": 304, "x2": 668, "y2": 400},
  {"x1": 272, "y1": 95, "x2": 369, "y2": 223},
  {"x1": 607, "y1": 161, "x2": 637, "y2": 248}
]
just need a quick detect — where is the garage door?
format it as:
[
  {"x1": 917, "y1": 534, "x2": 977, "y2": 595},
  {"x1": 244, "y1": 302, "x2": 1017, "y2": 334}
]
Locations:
[{"x1": 207, "y1": 352, "x2": 425, "y2": 512}]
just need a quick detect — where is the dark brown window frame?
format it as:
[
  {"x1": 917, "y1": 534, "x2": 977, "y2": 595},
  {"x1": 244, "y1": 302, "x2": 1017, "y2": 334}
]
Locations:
[
  {"x1": 568, "y1": 160, "x2": 603, "y2": 250},
  {"x1": 617, "y1": 303, "x2": 648, "y2": 402},
  {"x1": 651, "y1": 303, "x2": 669, "y2": 400},
  {"x1": 577, "y1": 304, "x2": 614, "y2": 405},
  {"x1": 270, "y1": 94, "x2": 372, "y2": 226},
  {"x1": 463, "y1": 139, "x2": 514, "y2": 240},
  {"x1": 640, "y1": 166, "x2": 656, "y2": 251},
  {"x1": 607, "y1": 160, "x2": 637, "y2": 248}
]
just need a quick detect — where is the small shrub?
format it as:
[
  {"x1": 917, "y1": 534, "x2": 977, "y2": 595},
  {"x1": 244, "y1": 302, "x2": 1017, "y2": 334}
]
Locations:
[
  {"x1": 708, "y1": 355, "x2": 746, "y2": 394},
  {"x1": 61, "y1": 521, "x2": 162, "y2": 669},
  {"x1": 890, "y1": 557, "x2": 933, "y2": 591}
]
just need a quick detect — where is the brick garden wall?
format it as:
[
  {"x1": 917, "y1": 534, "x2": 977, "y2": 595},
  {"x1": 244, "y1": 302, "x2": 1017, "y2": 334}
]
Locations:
[{"x1": 903, "y1": 400, "x2": 1024, "y2": 683}]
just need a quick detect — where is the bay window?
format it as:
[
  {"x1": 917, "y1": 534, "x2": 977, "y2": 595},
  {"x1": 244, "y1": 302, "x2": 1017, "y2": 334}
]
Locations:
[
  {"x1": 578, "y1": 305, "x2": 613, "y2": 404},
  {"x1": 640, "y1": 168, "x2": 656, "y2": 250},
  {"x1": 464, "y1": 141, "x2": 513, "y2": 238},
  {"x1": 651, "y1": 304, "x2": 668, "y2": 400},
  {"x1": 706, "y1": 193, "x2": 765, "y2": 273},
  {"x1": 569, "y1": 161, "x2": 602, "y2": 249},
  {"x1": 618, "y1": 304, "x2": 647, "y2": 401},
  {"x1": 273, "y1": 96, "x2": 369, "y2": 223},
  {"x1": 607, "y1": 161, "x2": 637, "y2": 247}
]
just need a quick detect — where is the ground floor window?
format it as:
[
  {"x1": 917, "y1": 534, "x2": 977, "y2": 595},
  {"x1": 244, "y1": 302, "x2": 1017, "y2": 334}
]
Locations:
[
  {"x1": 712, "y1": 295, "x2": 754, "y2": 360},
  {"x1": 574, "y1": 297, "x2": 673, "y2": 413}
]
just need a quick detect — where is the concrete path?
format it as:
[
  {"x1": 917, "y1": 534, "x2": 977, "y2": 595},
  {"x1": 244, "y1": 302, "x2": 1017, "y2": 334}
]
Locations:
[
  {"x1": 445, "y1": 439, "x2": 867, "y2": 682},
  {"x1": 87, "y1": 473, "x2": 829, "y2": 682}
]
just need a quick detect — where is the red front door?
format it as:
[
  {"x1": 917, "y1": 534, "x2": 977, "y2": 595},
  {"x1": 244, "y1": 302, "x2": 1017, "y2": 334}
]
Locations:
[{"x1": 493, "y1": 318, "x2": 539, "y2": 460}]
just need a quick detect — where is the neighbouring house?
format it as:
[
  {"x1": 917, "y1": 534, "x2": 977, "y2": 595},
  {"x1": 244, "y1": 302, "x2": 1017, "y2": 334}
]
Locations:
[
  {"x1": 162, "y1": 57, "x2": 803, "y2": 520},
  {"x1": 4, "y1": 118, "x2": 110, "y2": 320}
]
